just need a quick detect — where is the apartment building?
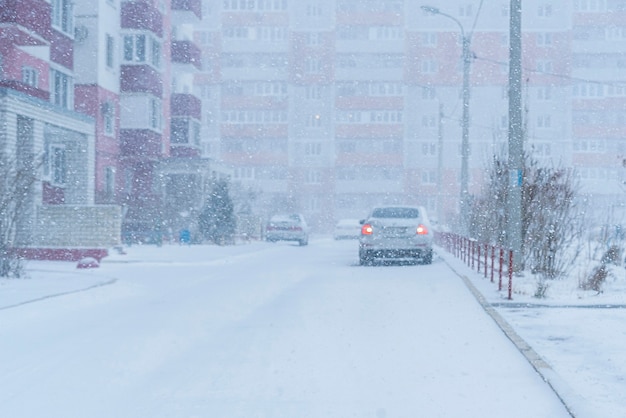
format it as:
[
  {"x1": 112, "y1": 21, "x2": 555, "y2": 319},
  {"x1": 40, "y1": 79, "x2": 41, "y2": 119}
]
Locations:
[
  {"x1": 0, "y1": 0, "x2": 121, "y2": 258},
  {"x1": 195, "y1": 0, "x2": 626, "y2": 231}
]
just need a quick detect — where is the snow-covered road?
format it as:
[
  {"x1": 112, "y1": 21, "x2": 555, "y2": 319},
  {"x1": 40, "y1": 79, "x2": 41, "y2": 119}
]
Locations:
[{"x1": 0, "y1": 238, "x2": 571, "y2": 417}]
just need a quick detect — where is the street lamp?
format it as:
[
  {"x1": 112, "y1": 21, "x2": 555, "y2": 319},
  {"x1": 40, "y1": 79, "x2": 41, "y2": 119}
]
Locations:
[{"x1": 421, "y1": 5, "x2": 471, "y2": 233}]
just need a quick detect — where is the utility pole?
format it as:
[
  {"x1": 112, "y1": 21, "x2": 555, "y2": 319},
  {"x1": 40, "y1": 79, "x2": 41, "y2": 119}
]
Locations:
[
  {"x1": 508, "y1": 0, "x2": 523, "y2": 271},
  {"x1": 421, "y1": 5, "x2": 471, "y2": 234},
  {"x1": 437, "y1": 102, "x2": 444, "y2": 223}
]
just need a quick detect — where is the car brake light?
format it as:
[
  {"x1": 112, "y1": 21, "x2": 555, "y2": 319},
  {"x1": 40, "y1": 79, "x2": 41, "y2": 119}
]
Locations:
[
  {"x1": 361, "y1": 223, "x2": 373, "y2": 235},
  {"x1": 416, "y1": 224, "x2": 428, "y2": 235}
]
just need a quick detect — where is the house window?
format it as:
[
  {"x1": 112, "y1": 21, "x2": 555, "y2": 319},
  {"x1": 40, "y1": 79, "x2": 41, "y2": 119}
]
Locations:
[
  {"x1": 106, "y1": 34, "x2": 115, "y2": 68},
  {"x1": 52, "y1": 0, "x2": 73, "y2": 35},
  {"x1": 105, "y1": 166, "x2": 116, "y2": 199},
  {"x1": 22, "y1": 67, "x2": 39, "y2": 87},
  {"x1": 50, "y1": 68, "x2": 73, "y2": 109},
  {"x1": 44, "y1": 144, "x2": 67, "y2": 186}
]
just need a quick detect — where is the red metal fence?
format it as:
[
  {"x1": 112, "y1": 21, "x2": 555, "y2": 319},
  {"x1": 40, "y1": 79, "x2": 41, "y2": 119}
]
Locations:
[{"x1": 434, "y1": 231, "x2": 514, "y2": 300}]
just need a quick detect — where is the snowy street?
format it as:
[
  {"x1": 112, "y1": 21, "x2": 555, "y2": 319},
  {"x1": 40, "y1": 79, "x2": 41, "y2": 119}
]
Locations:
[{"x1": 0, "y1": 239, "x2": 576, "y2": 417}]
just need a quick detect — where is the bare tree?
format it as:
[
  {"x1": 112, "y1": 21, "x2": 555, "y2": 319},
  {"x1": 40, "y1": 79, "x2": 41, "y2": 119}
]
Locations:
[
  {"x1": 470, "y1": 152, "x2": 584, "y2": 282},
  {"x1": 0, "y1": 151, "x2": 40, "y2": 277},
  {"x1": 522, "y1": 158, "x2": 583, "y2": 279}
]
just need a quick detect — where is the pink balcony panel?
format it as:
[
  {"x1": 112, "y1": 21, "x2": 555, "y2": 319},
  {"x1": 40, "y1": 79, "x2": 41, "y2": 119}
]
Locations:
[
  {"x1": 172, "y1": 0, "x2": 202, "y2": 19},
  {"x1": 0, "y1": 80, "x2": 49, "y2": 101},
  {"x1": 121, "y1": 0, "x2": 163, "y2": 37},
  {"x1": 121, "y1": 65, "x2": 163, "y2": 96},
  {"x1": 0, "y1": 0, "x2": 51, "y2": 38},
  {"x1": 171, "y1": 40, "x2": 202, "y2": 70},
  {"x1": 120, "y1": 129, "x2": 164, "y2": 158},
  {"x1": 171, "y1": 93, "x2": 201, "y2": 119}
]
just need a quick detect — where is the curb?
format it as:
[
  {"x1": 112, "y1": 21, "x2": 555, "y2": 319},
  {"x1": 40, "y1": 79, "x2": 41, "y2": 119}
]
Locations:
[{"x1": 441, "y1": 255, "x2": 595, "y2": 418}]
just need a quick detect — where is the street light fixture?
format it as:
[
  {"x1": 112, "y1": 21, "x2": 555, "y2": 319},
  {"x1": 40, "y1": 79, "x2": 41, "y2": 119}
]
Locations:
[{"x1": 421, "y1": 5, "x2": 471, "y2": 233}]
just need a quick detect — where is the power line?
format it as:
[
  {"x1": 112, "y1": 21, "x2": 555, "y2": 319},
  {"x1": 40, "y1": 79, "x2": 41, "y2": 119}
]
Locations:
[{"x1": 473, "y1": 55, "x2": 626, "y2": 87}]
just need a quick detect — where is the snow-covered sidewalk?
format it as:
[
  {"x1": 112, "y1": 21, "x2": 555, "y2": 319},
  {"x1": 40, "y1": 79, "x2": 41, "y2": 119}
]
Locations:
[{"x1": 438, "y1": 248, "x2": 626, "y2": 418}]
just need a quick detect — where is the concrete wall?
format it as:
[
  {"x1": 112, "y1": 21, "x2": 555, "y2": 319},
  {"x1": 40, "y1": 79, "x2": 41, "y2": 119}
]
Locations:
[{"x1": 31, "y1": 205, "x2": 122, "y2": 248}]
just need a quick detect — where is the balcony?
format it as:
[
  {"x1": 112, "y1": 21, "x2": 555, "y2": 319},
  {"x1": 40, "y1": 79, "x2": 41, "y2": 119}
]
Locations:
[
  {"x1": 171, "y1": 93, "x2": 201, "y2": 119},
  {"x1": 120, "y1": 65, "x2": 163, "y2": 96},
  {"x1": 120, "y1": 129, "x2": 164, "y2": 159},
  {"x1": 0, "y1": 0, "x2": 51, "y2": 38},
  {"x1": 171, "y1": 40, "x2": 202, "y2": 71},
  {"x1": 121, "y1": 0, "x2": 163, "y2": 37},
  {"x1": 0, "y1": 80, "x2": 49, "y2": 101},
  {"x1": 172, "y1": 0, "x2": 202, "y2": 25}
]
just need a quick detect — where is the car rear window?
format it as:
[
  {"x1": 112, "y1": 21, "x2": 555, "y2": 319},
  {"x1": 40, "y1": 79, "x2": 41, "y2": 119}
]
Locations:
[{"x1": 371, "y1": 207, "x2": 419, "y2": 219}]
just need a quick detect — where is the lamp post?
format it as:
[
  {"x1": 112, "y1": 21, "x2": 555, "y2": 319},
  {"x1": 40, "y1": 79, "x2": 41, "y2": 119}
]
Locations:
[{"x1": 421, "y1": 5, "x2": 471, "y2": 234}]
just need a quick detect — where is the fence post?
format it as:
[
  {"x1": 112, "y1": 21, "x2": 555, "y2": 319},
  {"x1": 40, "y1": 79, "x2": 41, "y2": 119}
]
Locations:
[
  {"x1": 490, "y1": 245, "x2": 495, "y2": 283},
  {"x1": 477, "y1": 243, "x2": 481, "y2": 273},
  {"x1": 498, "y1": 248, "x2": 504, "y2": 291},
  {"x1": 484, "y1": 243, "x2": 488, "y2": 278},
  {"x1": 508, "y1": 249, "x2": 514, "y2": 300}
]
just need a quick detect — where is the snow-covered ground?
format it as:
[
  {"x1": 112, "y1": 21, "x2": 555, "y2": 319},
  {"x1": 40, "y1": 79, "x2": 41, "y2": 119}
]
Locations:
[
  {"x1": 439, "y1": 247, "x2": 626, "y2": 418},
  {"x1": 0, "y1": 237, "x2": 624, "y2": 417}
]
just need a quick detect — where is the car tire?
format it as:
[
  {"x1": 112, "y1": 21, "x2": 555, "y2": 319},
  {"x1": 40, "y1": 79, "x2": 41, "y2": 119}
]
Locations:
[
  {"x1": 299, "y1": 238, "x2": 308, "y2": 246},
  {"x1": 422, "y1": 250, "x2": 433, "y2": 265},
  {"x1": 359, "y1": 250, "x2": 371, "y2": 266}
]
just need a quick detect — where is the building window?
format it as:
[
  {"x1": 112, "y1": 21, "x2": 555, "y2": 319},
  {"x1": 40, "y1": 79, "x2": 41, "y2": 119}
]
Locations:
[
  {"x1": 536, "y1": 60, "x2": 553, "y2": 73},
  {"x1": 306, "y1": 85, "x2": 322, "y2": 100},
  {"x1": 304, "y1": 142, "x2": 322, "y2": 155},
  {"x1": 421, "y1": 32, "x2": 437, "y2": 47},
  {"x1": 421, "y1": 60, "x2": 437, "y2": 74},
  {"x1": 149, "y1": 97, "x2": 162, "y2": 130},
  {"x1": 307, "y1": 32, "x2": 320, "y2": 45},
  {"x1": 459, "y1": 4, "x2": 473, "y2": 17},
  {"x1": 306, "y1": 114, "x2": 322, "y2": 127},
  {"x1": 538, "y1": 4, "x2": 553, "y2": 17},
  {"x1": 150, "y1": 38, "x2": 161, "y2": 68},
  {"x1": 52, "y1": 0, "x2": 73, "y2": 35},
  {"x1": 537, "y1": 32, "x2": 552, "y2": 46},
  {"x1": 102, "y1": 102, "x2": 115, "y2": 136},
  {"x1": 106, "y1": 34, "x2": 115, "y2": 68},
  {"x1": 123, "y1": 34, "x2": 162, "y2": 69},
  {"x1": 422, "y1": 87, "x2": 436, "y2": 100},
  {"x1": 105, "y1": 166, "x2": 116, "y2": 199},
  {"x1": 22, "y1": 67, "x2": 39, "y2": 87},
  {"x1": 537, "y1": 115, "x2": 552, "y2": 128},
  {"x1": 124, "y1": 34, "x2": 145, "y2": 62},
  {"x1": 146, "y1": 99, "x2": 161, "y2": 131},
  {"x1": 305, "y1": 58, "x2": 322, "y2": 73},
  {"x1": 44, "y1": 144, "x2": 67, "y2": 186},
  {"x1": 50, "y1": 68, "x2": 73, "y2": 109},
  {"x1": 305, "y1": 170, "x2": 322, "y2": 184}
]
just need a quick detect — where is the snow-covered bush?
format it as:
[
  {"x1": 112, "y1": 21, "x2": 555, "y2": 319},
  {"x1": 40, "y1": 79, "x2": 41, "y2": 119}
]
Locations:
[{"x1": 470, "y1": 152, "x2": 583, "y2": 283}]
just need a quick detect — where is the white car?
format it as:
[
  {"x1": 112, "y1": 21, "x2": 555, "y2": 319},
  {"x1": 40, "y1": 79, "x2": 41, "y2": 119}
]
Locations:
[
  {"x1": 359, "y1": 206, "x2": 433, "y2": 265},
  {"x1": 333, "y1": 218, "x2": 362, "y2": 240},
  {"x1": 265, "y1": 214, "x2": 309, "y2": 246}
]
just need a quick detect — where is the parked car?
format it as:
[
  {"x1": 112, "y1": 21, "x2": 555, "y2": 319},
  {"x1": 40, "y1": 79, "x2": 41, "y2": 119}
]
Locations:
[
  {"x1": 265, "y1": 214, "x2": 309, "y2": 246},
  {"x1": 359, "y1": 205, "x2": 433, "y2": 265},
  {"x1": 333, "y1": 218, "x2": 362, "y2": 240}
]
